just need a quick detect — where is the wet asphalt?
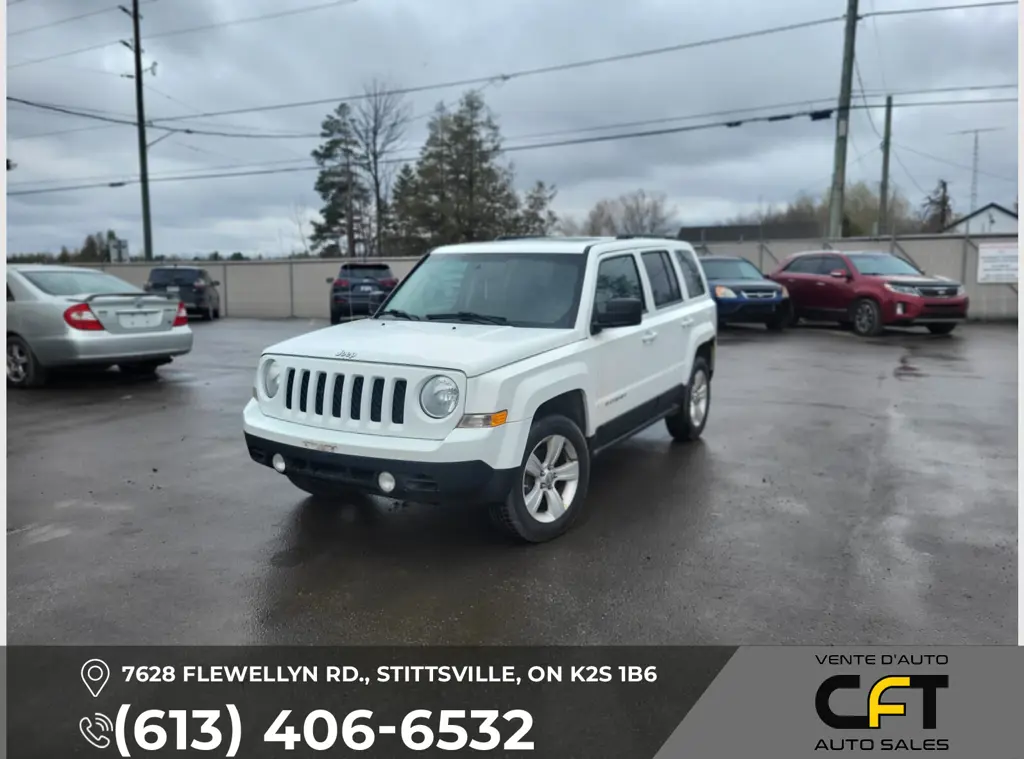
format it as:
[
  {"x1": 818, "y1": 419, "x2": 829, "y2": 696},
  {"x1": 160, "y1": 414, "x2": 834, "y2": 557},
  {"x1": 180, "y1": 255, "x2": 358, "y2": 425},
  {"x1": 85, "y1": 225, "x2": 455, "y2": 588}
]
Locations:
[{"x1": 7, "y1": 319, "x2": 1018, "y2": 645}]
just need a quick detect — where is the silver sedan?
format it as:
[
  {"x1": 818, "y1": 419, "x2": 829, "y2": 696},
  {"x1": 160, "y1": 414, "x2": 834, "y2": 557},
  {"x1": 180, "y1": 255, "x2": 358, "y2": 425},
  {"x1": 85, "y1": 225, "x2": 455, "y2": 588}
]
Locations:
[{"x1": 7, "y1": 265, "x2": 194, "y2": 388}]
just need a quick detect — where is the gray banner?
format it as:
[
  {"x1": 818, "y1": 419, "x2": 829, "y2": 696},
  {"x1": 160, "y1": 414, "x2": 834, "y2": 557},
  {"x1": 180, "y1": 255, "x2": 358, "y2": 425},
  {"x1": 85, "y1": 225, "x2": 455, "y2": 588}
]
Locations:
[{"x1": 655, "y1": 646, "x2": 1023, "y2": 758}]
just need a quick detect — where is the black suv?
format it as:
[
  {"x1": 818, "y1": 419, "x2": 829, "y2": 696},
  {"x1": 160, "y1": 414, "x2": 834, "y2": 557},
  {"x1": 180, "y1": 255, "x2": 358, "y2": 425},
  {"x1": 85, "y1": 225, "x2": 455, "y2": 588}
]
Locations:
[
  {"x1": 326, "y1": 262, "x2": 398, "y2": 324},
  {"x1": 145, "y1": 266, "x2": 222, "y2": 321}
]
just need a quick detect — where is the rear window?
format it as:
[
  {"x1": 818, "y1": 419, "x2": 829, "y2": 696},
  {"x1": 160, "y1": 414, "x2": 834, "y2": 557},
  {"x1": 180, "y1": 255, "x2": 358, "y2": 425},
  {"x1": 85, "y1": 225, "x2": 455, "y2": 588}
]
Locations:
[
  {"x1": 22, "y1": 270, "x2": 140, "y2": 296},
  {"x1": 149, "y1": 268, "x2": 201, "y2": 285},
  {"x1": 340, "y1": 263, "x2": 393, "y2": 276}
]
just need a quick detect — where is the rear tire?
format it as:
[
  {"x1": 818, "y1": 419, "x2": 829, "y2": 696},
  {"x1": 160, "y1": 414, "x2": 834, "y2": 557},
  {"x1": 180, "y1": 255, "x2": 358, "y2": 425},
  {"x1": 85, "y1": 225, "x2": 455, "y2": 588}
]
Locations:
[
  {"x1": 490, "y1": 414, "x2": 590, "y2": 543},
  {"x1": 666, "y1": 356, "x2": 711, "y2": 442},
  {"x1": 330, "y1": 311, "x2": 341, "y2": 326},
  {"x1": 6, "y1": 335, "x2": 47, "y2": 389},
  {"x1": 213, "y1": 307, "x2": 221, "y2": 320},
  {"x1": 851, "y1": 298, "x2": 884, "y2": 337},
  {"x1": 927, "y1": 323, "x2": 957, "y2": 335}
]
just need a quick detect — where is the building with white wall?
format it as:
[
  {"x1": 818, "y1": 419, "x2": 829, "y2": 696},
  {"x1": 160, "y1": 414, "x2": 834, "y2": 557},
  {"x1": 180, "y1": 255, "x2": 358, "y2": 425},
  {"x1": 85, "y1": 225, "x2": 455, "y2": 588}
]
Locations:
[{"x1": 942, "y1": 203, "x2": 1018, "y2": 235}]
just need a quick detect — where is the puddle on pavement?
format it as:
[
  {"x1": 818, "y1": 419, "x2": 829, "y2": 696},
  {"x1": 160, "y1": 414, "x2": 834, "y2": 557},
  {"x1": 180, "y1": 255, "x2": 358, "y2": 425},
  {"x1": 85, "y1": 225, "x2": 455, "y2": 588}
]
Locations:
[{"x1": 894, "y1": 354, "x2": 926, "y2": 380}]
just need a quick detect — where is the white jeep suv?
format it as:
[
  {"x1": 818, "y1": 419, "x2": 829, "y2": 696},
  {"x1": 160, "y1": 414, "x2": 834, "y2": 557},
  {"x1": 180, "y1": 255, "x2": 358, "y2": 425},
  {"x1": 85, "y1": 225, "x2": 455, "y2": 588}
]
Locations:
[{"x1": 243, "y1": 237, "x2": 717, "y2": 542}]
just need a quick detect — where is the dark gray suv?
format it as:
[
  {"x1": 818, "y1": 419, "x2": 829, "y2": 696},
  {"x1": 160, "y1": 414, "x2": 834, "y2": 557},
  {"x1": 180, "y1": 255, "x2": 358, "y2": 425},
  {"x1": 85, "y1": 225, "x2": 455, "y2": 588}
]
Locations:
[
  {"x1": 326, "y1": 262, "x2": 398, "y2": 324},
  {"x1": 145, "y1": 266, "x2": 222, "y2": 321}
]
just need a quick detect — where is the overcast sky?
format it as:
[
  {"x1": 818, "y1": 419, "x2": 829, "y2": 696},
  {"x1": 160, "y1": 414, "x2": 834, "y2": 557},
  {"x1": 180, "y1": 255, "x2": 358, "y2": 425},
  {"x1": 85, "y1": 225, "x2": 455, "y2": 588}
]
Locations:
[{"x1": 5, "y1": 0, "x2": 1019, "y2": 256}]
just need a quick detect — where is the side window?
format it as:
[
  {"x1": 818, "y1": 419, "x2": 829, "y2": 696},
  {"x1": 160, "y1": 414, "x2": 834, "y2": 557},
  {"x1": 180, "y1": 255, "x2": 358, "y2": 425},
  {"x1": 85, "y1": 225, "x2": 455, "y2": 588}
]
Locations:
[
  {"x1": 818, "y1": 255, "x2": 849, "y2": 275},
  {"x1": 673, "y1": 249, "x2": 706, "y2": 298},
  {"x1": 641, "y1": 251, "x2": 683, "y2": 308},
  {"x1": 785, "y1": 256, "x2": 822, "y2": 274},
  {"x1": 594, "y1": 255, "x2": 645, "y2": 315}
]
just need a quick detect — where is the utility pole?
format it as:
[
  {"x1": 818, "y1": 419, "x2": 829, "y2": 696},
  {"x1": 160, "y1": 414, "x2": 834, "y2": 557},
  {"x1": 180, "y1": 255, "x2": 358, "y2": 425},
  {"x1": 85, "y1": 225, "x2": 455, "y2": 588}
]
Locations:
[
  {"x1": 878, "y1": 95, "x2": 893, "y2": 235},
  {"x1": 123, "y1": 0, "x2": 153, "y2": 260},
  {"x1": 827, "y1": 0, "x2": 860, "y2": 239}
]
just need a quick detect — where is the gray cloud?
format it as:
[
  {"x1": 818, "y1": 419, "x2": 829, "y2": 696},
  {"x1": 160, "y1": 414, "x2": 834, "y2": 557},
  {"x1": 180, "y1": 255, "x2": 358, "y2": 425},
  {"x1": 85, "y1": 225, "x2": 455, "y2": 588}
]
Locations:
[{"x1": 6, "y1": 0, "x2": 1018, "y2": 254}]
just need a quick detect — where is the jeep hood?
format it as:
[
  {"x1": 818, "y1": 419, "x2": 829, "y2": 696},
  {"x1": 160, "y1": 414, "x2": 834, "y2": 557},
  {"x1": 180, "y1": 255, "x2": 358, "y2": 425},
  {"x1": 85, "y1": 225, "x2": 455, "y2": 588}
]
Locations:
[{"x1": 264, "y1": 319, "x2": 581, "y2": 376}]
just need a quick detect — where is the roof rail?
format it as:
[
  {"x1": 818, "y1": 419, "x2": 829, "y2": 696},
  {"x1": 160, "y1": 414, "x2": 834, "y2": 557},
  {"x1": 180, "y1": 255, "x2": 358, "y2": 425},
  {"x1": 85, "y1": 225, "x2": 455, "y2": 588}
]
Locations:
[{"x1": 494, "y1": 235, "x2": 544, "y2": 241}]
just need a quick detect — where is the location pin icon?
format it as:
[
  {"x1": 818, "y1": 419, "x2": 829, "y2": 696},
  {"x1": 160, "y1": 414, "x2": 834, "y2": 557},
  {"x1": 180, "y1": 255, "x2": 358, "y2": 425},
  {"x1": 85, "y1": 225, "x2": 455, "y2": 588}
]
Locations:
[{"x1": 81, "y1": 659, "x2": 111, "y2": 698}]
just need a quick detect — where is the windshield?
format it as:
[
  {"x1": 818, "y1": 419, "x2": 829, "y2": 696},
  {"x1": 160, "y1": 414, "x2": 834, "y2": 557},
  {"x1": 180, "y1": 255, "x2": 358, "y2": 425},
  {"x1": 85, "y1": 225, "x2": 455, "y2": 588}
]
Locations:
[
  {"x1": 701, "y1": 258, "x2": 764, "y2": 280},
  {"x1": 22, "y1": 270, "x2": 141, "y2": 296},
  {"x1": 380, "y1": 252, "x2": 586, "y2": 328},
  {"x1": 149, "y1": 268, "x2": 200, "y2": 285},
  {"x1": 848, "y1": 255, "x2": 923, "y2": 276}
]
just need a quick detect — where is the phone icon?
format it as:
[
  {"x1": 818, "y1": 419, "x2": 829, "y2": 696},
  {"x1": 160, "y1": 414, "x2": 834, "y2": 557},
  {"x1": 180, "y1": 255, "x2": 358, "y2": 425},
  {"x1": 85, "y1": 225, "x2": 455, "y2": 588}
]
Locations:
[{"x1": 80, "y1": 713, "x2": 113, "y2": 749}]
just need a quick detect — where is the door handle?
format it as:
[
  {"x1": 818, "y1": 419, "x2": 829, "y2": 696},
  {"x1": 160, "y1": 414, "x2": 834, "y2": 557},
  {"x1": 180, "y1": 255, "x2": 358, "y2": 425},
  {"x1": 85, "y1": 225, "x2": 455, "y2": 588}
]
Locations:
[
  {"x1": 680, "y1": 317, "x2": 694, "y2": 327},
  {"x1": 815, "y1": 281, "x2": 826, "y2": 286},
  {"x1": 641, "y1": 331, "x2": 658, "y2": 344}
]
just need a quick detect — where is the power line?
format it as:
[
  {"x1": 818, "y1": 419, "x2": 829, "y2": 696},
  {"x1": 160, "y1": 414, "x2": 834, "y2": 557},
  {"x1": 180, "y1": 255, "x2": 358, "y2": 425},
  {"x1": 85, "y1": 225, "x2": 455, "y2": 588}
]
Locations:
[
  {"x1": 8, "y1": 98, "x2": 1017, "y2": 197},
  {"x1": 892, "y1": 148, "x2": 928, "y2": 194},
  {"x1": 7, "y1": 0, "x2": 360, "y2": 69},
  {"x1": 7, "y1": 1, "x2": 156, "y2": 38},
  {"x1": 891, "y1": 141, "x2": 1017, "y2": 181},
  {"x1": 854, "y1": 59, "x2": 883, "y2": 139},
  {"x1": 861, "y1": 0, "x2": 1017, "y2": 17},
  {"x1": 7, "y1": 96, "x2": 322, "y2": 138},
  {"x1": 148, "y1": 16, "x2": 848, "y2": 123}
]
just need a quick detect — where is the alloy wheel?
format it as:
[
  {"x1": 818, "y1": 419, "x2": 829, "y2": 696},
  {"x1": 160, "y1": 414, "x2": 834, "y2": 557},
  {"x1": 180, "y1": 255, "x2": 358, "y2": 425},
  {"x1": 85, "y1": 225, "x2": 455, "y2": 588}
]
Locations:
[
  {"x1": 521, "y1": 434, "x2": 580, "y2": 523},
  {"x1": 690, "y1": 368, "x2": 709, "y2": 427},
  {"x1": 7, "y1": 341, "x2": 28, "y2": 384}
]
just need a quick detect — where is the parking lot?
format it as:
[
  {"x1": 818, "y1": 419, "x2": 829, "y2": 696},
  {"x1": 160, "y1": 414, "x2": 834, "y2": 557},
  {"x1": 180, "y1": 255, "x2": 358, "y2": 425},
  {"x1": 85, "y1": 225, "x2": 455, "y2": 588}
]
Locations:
[{"x1": 7, "y1": 319, "x2": 1017, "y2": 645}]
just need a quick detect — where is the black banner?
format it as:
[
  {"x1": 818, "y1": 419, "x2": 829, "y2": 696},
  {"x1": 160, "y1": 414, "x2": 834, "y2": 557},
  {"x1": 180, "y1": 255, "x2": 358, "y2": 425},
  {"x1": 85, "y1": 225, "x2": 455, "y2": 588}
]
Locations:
[{"x1": 8, "y1": 647, "x2": 736, "y2": 758}]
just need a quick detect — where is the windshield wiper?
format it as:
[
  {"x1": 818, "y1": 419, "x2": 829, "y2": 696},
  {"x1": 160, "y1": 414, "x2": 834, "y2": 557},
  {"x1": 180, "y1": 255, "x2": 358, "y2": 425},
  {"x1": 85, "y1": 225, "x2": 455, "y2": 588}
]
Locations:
[
  {"x1": 425, "y1": 311, "x2": 508, "y2": 325},
  {"x1": 378, "y1": 309, "x2": 420, "y2": 321}
]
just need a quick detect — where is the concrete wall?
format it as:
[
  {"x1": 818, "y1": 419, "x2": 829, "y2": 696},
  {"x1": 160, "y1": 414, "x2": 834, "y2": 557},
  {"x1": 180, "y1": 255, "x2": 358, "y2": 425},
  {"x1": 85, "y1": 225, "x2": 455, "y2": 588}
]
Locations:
[{"x1": 79, "y1": 235, "x2": 1017, "y2": 320}]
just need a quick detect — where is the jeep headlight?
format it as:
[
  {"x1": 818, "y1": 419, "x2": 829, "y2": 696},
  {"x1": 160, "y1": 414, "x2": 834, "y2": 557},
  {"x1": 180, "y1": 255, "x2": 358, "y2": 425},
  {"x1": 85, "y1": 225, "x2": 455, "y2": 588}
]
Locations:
[
  {"x1": 420, "y1": 375, "x2": 459, "y2": 418},
  {"x1": 262, "y1": 359, "x2": 282, "y2": 398}
]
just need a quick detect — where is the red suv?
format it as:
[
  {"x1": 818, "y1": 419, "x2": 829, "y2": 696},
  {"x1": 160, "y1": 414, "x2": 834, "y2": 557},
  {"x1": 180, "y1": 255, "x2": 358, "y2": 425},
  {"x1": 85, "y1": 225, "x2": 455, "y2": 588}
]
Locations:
[{"x1": 768, "y1": 250, "x2": 969, "y2": 337}]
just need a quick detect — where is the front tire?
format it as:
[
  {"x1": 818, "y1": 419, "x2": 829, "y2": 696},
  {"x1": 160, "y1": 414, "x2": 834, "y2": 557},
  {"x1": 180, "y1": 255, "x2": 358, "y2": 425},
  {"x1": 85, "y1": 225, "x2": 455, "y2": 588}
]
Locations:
[
  {"x1": 7, "y1": 335, "x2": 47, "y2": 388},
  {"x1": 927, "y1": 323, "x2": 957, "y2": 335},
  {"x1": 851, "y1": 298, "x2": 884, "y2": 337},
  {"x1": 666, "y1": 356, "x2": 711, "y2": 442},
  {"x1": 490, "y1": 414, "x2": 590, "y2": 543}
]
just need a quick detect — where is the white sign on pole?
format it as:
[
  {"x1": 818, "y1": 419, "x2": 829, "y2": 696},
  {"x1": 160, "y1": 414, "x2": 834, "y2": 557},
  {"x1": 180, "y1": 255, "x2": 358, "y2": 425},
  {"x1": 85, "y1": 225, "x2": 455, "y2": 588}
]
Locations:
[
  {"x1": 110, "y1": 238, "x2": 129, "y2": 262},
  {"x1": 976, "y1": 242, "x2": 1018, "y2": 284}
]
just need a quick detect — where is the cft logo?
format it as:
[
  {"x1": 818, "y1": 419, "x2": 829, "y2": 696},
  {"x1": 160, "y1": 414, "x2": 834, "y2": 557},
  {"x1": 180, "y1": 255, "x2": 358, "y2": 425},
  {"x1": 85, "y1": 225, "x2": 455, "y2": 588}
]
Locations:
[{"x1": 815, "y1": 675, "x2": 949, "y2": 730}]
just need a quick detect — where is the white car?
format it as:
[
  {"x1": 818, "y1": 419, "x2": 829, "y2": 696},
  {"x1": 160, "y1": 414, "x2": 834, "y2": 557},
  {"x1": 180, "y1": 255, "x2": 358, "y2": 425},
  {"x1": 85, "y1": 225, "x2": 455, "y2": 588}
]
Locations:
[{"x1": 244, "y1": 236, "x2": 717, "y2": 542}]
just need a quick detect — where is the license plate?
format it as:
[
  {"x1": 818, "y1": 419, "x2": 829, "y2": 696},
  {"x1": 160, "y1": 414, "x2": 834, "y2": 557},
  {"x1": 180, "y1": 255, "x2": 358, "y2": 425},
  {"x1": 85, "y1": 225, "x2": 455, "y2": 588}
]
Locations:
[
  {"x1": 359, "y1": 285, "x2": 373, "y2": 293},
  {"x1": 167, "y1": 286, "x2": 180, "y2": 294},
  {"x1": 118, "y1": 311, "x2": 162, "y2": 329}
]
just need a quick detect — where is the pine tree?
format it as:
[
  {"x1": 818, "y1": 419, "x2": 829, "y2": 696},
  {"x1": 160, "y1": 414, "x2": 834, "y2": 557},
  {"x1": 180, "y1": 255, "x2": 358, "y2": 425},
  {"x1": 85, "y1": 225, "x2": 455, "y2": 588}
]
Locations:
[{"x1": 311, "y1": 103, "x2": 370, "y2": 256}]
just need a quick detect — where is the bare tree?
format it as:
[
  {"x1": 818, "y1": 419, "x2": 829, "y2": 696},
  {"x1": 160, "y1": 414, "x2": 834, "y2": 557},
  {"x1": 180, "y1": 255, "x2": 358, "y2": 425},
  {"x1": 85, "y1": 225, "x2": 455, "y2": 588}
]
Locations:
[
  {"x1": 616, "y1": 189, "x2": 676, "y2": 235},
  {"x1": 291, "y1": 202, "x2": 312, "y2": 257},
  {"x1": 351, "y1": 78, "x2": 411, "y2": 255}
]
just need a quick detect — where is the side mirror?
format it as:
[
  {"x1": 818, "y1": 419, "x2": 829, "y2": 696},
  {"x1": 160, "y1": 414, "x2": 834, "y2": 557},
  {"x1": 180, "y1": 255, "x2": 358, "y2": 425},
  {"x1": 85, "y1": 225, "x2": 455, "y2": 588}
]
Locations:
[
  {"x1": 325, "y1": 277, "x2": 335, "y2": 284},
  {"x1": 211, "y1": 280, "x2": 221, "y2": 287},
  {"x1": 829, "y1": 269, "x2": 849, "y2": 279},
  {"x1": 592, "y1": 297, "x2": 643, "y2": 333}
]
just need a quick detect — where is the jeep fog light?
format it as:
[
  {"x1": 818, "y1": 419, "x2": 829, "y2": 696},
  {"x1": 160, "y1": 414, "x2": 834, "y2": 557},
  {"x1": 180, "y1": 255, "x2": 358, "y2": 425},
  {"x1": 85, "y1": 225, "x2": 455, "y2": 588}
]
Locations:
[
  {"x1": 263, "y1": 359, "x2": 282, "y2": 398},
  {"x1": 272, "y1": 454, "x2": 286, "y2": 473},
  {"x1": 458, "y1": 410, "x2": 508, "y2": 428},
  {"x1": 378, "y1": 471, "x2": 396, "y2": 493},
  {"x1": 420, "y1": 375, "x2": 459, "y2": 418}
]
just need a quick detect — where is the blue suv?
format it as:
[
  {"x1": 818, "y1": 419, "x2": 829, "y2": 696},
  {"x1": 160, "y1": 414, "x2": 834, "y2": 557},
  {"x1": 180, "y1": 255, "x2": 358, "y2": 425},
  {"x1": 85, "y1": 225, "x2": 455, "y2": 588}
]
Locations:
[{"x1": 702, "y1": 255, "x2": 791, "y2": 331}]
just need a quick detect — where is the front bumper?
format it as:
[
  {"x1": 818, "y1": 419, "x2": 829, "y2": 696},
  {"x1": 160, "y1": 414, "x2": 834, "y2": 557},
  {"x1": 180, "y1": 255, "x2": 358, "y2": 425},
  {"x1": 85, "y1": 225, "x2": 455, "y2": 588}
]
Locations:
[
  {"x1": 245, "y1": 433, "x2": 516, "y2": 503},
  {"x1": 715, "y1": 296, "x2": 789, "y2": 322},
  {"x1": 883, "y1": 295, "x2": 969, "y2": 325},
  {"x1": 242, "y1": 398, "x2": 529, "y2": 503}
]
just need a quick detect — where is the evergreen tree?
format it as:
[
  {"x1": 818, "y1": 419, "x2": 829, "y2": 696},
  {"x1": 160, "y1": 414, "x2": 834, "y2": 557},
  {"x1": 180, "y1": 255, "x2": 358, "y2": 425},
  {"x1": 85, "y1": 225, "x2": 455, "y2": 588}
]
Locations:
[
  {"x1": 311, "y1": 103, "x2": 370, "y2": 256},
  {"x1": 391, "y1": 91, "x2": 555, "y2": 248}
]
